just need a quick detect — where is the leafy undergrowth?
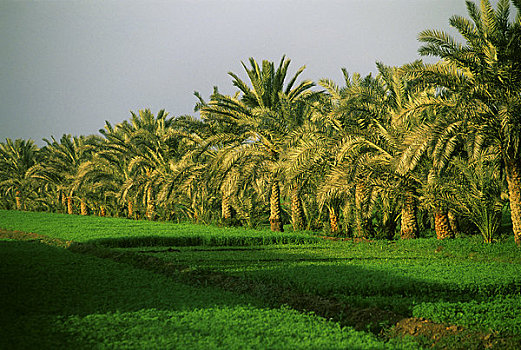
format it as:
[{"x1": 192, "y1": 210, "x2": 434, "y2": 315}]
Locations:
[
  {"x1": 0, "y1": 210, "x2": 321, "y2": 246},
  {"x1": 0, "y1": 239, "x2": 415, "y2": 349},
  {"x1": 413, "y1": 297, "x2": 521, "y2": 336}
]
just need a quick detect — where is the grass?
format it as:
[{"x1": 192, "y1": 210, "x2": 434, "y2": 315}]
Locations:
[
  {"x1": 2, "y1": 210, "x2": 520, "y2": 348},
  {"x1": 0, "y1": 240, "x2": 413, "y2": 349},
  {"x1": 144, "y1": 240, "x2": 521, "y2": 336},
  {"x1": 0, "y1": 209, "x2": 321, "y2": 246}
]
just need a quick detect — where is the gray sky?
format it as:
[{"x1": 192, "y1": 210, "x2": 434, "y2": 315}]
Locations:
[{"x1": 1, "y1": 0, "x2": 469, "y2": 144}]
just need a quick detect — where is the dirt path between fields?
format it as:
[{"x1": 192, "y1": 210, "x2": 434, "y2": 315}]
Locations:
[{"x1": 1, "y1": 227, "x2": 515, "y2": 349}]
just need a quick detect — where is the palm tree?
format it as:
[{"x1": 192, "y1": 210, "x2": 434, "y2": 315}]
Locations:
[
  {"x1": 98, "y1": 120, "x2": 140, "y2": 218},
  {"x1": 101, "y1": 109, "x2": 174, "y2": 220},
  {"x1": 156, "y1": 115, "x2": 219, "y2": 223},
  {"x1": 328, "y1": 63, "x2": 429, "y2": 239},
  {"x1": 450, "y1": 151, "x2": 507, "y2": 242},
  {"x1": 410, "y1": 0, "x2": 521, "y2": 243},
  {"x1": 286, "y1": 70, "x2": 382, "y2": 237},
  {"x1": 29, "y1": 135, "x2": 98, "y2": 214},
  {"x1": 74, "y1": 147, "x2": 128, "y2": 217},
  {"x1": 201, "y1": 56, "x2": 315, "y2": 232},
  {"x1": 397, "y1": 104, "x2": 463, "y2": 240},
  {"x1": 194, "y1": 89, "x2": 246, "y2": 226},
  {"x1": 0, "y1": 139, "x2": 39, "y2": 210}
]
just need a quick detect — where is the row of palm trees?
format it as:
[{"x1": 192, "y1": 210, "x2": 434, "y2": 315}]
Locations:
[{"x1": 1, "y1": 0, "x2": 520, "y2": 244}]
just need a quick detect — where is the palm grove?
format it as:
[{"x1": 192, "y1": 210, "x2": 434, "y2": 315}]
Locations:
[{"x1": 2, "y1": 0, "x2": 521, "y2": 245}]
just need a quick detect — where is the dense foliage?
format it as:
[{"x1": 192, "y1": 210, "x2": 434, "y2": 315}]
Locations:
[{"x1": 1, "y1": 0, "x2": 520, "y2": 244}]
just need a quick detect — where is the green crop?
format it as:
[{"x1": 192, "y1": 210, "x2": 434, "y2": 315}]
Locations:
[
  {"x1": 413, "y1": 297, "x2": 521, "y2": 335},
  {"x1": 0, "y1": 210, "x2": 321, "y2": 247},
  {"x1": 57, "y1": 307, "x2": 418, "y2": 350},
  {"x1": 144, "y1": 239, "x2": 521, "y2": 336},
  {"x1": 0, "y1": 240, "x2": 416, "y2": 349},
  {"x1": 2, "y1": 210, "x2": 520, "y2": 347}
]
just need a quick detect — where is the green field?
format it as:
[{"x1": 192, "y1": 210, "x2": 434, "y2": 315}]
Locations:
[
  {"x1": 1, "y1": 210, "x2": 520, "y2": 349},
  {"x1": 0, "y1": 210, "x2": 321, "y2": 246}
]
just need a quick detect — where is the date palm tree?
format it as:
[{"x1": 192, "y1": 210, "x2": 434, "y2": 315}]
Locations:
[
  {"x1": 155, "y1": 115, "x2": 219, "y2": 223},
  {"x1": 74, "y1": 144, "x2": 130, "y2": 218},
  {"x1": 406, "y1": 0, "x2": 521, "y2": 243},
  {"x1": 286, "y1": 70, "x2": 385, "y2": 237},
  {"x1": 98, "y1": 120, "x2": 141, "y2": 218},
  {"x1": 194, "y1": 88, "x2": 247, "y2": 225},
  {"x1": 29, "y1": 135, "x2": 99, "y2": 214},
  {"x1": 329, "y1": 63, "x2": 429, "y2": 239},
  {"x1": 101, "y1": 109, "x2": 174, "y2": 220},
  {"x1": 201, "y1": 56, "x2": 315, "y2": 231},
  {"x1": 451, "y1": 151, "x2": 507, "y2": 242},
  {"x1": 0, "y1": 139, "x2": 39, "y2": 210}
]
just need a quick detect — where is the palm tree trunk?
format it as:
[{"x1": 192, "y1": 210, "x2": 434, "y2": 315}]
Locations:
[
  {"x1": 270, "y1": 180, "x2": 284, "y2": 232},
  {"x1": 329, "y1": 206, "x2": 341, "y2": 234},
  {"x1": 355, "y1": 181, "x2": 370, "y2": 238},
  {"x1": 100, "y1": 205, "x2": 106, "y2": 217},
  {"x1": 80, "y1": 199, "x2": 88, "y2": 216},
  {"x1": 127, "y1": 200, "x2": 134, "y2": 219},
  {"x1": 15, "y1": 190, "x2": 22, "y2": 210},
  {"x1": 222, "y1": 193, "x2": 232, "y2": 221},
  {"x1": 291, "y1": 187, "x2": 305, "y2": 231},
  {"x1": 448, "y1": 210, "x2": 459, "y2": 236},
  {"x1": 189, "y1": 195, "x2": 199, "y2": 223},
  {"x1": 401, "y1": 191, "x2": 418, "y2": 239},
  {"x1": 67, "y1": 196, "x2": 73, "y2": 215},
  {"x1": 61, "y1": 191, "x2": 67, "y2": 209},
  {"x1": 505, "y1": 157, "x2": 521, "y2": 245},
  {"x1": 146, "y1": 187, "x2": 155, "y2": 220},
  {"x1": 434, "y1": 206, "x2": 454, "y2": 240}
]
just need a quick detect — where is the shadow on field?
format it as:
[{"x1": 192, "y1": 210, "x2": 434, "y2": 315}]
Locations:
[
  {"x1": 85, "y1": 233, "x2": 318, "y2": 247},
  {"x1": 2, "y1": 238, "x2": 516, "y2": 348},
  {"x1": 88, "y1": 235, "x2": 207, "y2": 247},
  {"x1": 217, "y1": 250, "x2": 518, "y2": 304},
  {"x1": 0, "y1": 240, "x2": 259, "y2": 349},
  {"x1": 139, "y1": 244, "x2": 519, "y2": 319}
]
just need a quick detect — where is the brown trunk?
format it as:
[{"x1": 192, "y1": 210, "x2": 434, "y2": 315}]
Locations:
[
  {"x1": 222, "y1": 193, "x2": 232, "y2": 220},
  {"x1": 269, "y1": 180, "x2": 284, "y2": 232},
  {"x1": 67, "y1": 196, "x2": 73, "y2": 215},
  {"x1": 447, "y1": 210, "x2": 459, "y2": 236},
  {"x1": 505, "y1": 157, "x2": 521, "y2": 245},
  {"x1": 80, "y1": 199, "x2": 88, "y2": 216},
  {"x1": 61, "y1": 192, "x2": 67, "y2": 208},
  {"x1": 434, "y1": 207, "x2": 454, "y2": 240},
  {"x1": 401, "y1": 191, "x2": 418, "y2": 239},
  {"x1": 355, "y1": 180, "x2": 371, "y2": 238},
  {"x1": 100, "y1": 205, "x2": 106, "y2": 217},
  {"x1": 127, "y1": 200, "x2": 134, "y2": 219},
  {"x1": 329, "y1": 207, "x2": 341, "y2": 234},
  {"x1": 146, "y1": 187, "x2": 155, "y2": 220},
  {"x1": 291, "y1": 187, "x2": 305, "y2": 231},
  {"x1": 15, "y1": 191, "x2": 22, "y2": 210}
]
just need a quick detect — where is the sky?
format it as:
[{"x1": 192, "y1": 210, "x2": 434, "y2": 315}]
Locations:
[{"x1": 0, "y1": 0, "x2": 470, "y2": 145}]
